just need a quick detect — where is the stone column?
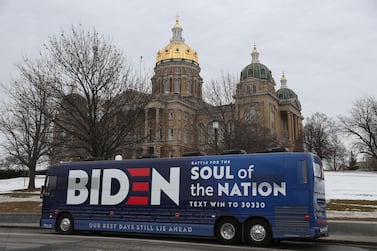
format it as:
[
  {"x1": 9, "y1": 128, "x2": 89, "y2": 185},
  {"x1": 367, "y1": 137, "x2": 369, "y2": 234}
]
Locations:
[
  {"x1": 287, "y1": 112, "x2": 293, "y2": 142},
  {"x1": 155, "y1": 108, "x2": 160, "y2": 141}
]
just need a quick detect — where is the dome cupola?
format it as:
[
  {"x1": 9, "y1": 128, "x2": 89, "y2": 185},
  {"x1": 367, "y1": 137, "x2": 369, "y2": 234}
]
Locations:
[
  {"x1": 156, "y1": 17, "x2": 199, "y2": 65},
  {"x1": 240, "y1": 45, "x2": 273, "y2": 81}
]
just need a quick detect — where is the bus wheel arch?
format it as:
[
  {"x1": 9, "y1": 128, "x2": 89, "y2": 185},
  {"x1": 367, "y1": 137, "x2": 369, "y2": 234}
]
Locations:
[
  {"x1": 214, "y1": 217, "x2": 241, "y2": 244},
  {"x1": 56, "y1": 212, "x2": 74, "y2": 234},
  {"x1": 244, "y1": 217, "x2": 273, "y2": 246}
]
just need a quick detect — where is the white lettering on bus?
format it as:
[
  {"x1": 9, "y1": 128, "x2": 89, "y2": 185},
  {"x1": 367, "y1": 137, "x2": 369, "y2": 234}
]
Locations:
[
  {"x1": 217, "y1": 182, "x2": 286, "y2": 197},
  {"x1": 101, "y1": 169, "x2": 130, "y2": 205},
  {"x1": 67, "y1": 170, "x2": 89, "y2": 204},
  {"x1": 151, "y1": 167, "x2": 180, "y2": 205},
  {"x1": 190, "y1": 165, "x2": 234, "y2": 180},
  {"x1": 66, "y1": 168, "x2": 180, "y2": 206}
]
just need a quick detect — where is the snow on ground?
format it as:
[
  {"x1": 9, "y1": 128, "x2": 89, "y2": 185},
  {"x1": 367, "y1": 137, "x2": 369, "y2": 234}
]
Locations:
[
  {"x1": 0, "y1": 175, "x2": 45, "y2": 193},
  {"x1": 324, "y1": 171, "x2": 377, "y2": 201},
  {"x1": 0, "y1": 175, "x2": 45, "y2": 203}
]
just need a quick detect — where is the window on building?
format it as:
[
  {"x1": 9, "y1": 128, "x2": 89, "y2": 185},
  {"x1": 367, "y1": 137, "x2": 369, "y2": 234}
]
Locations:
[
  {"x1": 174, "y1": 79, "x2": 180, "y2": 93},
  {"x1": 169, "y1": 112, "x2": 174, "y2": 120},
  {"x1": 187, "y1": 80, "x2": 192, "y2": 94},
  {"x1": 164, "y1": 79, "x2": 169, "y2": 93},
  {"x1": 169, "y1": 128, "x2": 174, "y2": 140},
  {"x1": 245, "y1": 106, "x2": 258, "y2": 121}
]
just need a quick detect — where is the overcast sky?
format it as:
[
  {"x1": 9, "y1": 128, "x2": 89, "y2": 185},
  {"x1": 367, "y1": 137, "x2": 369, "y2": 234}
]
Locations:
[{"x1": 1, "y1": 0, "x2": 376, "y2": 119}]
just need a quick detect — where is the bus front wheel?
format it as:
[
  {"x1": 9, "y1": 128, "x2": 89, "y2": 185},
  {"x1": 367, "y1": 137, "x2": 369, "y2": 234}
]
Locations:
[
  {"x1": 245, "y1": 218, "x2": 272, "y2": 246},
  {"x1": 215, "y1": 218, "x2": 241, "y2": 244},
  {"x1": 57, "y1": 213, "x2": 74, "y2": 234}
]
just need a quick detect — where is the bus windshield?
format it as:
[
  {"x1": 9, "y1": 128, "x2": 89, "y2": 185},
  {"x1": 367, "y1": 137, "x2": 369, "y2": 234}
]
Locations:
[{"x1": 313, "y1": 157, "x2": 324, "y2": 179}]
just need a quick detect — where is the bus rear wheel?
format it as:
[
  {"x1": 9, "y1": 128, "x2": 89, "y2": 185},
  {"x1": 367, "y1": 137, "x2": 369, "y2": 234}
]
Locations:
[
  {"x1": 245, "y1": 219, "x2": 272, "y2": 246},
  {"x1": 57, "y1": 213, "x2": 74, "y2": 234},
  {"x1": 215, "y1": 218, "x2": 241, "y2": 244}
]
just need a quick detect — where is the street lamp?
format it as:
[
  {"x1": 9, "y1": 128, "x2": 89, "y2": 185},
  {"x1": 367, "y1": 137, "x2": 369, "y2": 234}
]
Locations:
[{"x1": 213, "y1": 121, "x2": 219, "y2": 155}]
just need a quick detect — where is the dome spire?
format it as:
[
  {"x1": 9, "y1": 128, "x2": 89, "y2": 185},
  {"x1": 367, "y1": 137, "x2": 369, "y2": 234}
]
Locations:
[
  {"x1": 280, "y1": 71, "x2": 288, "y2": 88},
  {"x1": 251, "y1": 43, "x2": 260, "y2": 63},
  {"x1": 170, "y1": 15, "x2": 184, "y2": 42}
]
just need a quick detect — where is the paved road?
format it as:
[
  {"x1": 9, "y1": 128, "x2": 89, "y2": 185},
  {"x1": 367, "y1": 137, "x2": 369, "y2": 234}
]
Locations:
[{"x1": 1, "y1": 227, "x2": 377, "y2": 251}]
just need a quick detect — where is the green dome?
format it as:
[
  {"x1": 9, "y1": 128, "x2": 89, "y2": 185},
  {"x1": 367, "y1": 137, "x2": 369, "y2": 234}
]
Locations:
[
  {"x1": 276, "y1": 87, "x2": 298, "y2": 100},
  {"x1": 240, "y1": 63, "x2": 272, "y2": 81},
  {"x1": 276, "y1": 73, "x2": 299, "y2": 101},
  {"x1": 240, "y1": 45, "x2": 272, "y2": 81}
]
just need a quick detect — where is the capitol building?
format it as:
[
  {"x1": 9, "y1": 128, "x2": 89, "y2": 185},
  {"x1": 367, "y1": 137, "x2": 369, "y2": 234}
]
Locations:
[{"x1": 134, "y1": 18, "x2": 303, "y2": 158}]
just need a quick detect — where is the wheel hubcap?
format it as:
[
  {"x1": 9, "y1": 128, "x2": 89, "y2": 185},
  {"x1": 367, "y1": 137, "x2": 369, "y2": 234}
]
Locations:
[
  {"x1": 220, "y1": 223, "x2": 235, "y2": 240},
  {"x1": 250, "y1": 224, "x2": 266, "y2": 242},
  {"x1": 60, "y1": 218, "x2": 71, "y2": 232}
]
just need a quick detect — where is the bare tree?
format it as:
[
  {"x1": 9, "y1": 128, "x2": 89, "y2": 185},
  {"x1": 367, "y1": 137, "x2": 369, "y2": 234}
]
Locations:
[
  {"x1": 203, "y1": 72, "x2": 277, "y2": 153},
  {"x1": 304, "y1": 112, "x2": 346, "y2": 169},
  {"x1": 204, "y1": 72, "x2": 238, "y2": 150},
  {"x1": 43, "y1": 26, "x2": 151, "y2": 161},
  {"x1": 0, "y1": 58, "x2": 54, "y2": 189},
  {"x1": 347, "y1": 151, "x2": 359, "y2": 170},
  {"x1": 339, "y1": 96, "x2": 377, "y2": 161}
]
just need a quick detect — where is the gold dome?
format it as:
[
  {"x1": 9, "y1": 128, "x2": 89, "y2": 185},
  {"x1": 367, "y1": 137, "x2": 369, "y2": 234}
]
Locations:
[{"x1": 156, "y1": 17, "x2": 199, "y2": 65}]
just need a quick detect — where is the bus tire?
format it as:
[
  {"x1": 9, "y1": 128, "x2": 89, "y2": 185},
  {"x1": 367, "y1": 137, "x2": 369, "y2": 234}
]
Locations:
[
  {"x1": 245, "y1": 218, "x2": 272, "y2": 246},
  {"x1": 215, "y1": 218, "x2": 241, "y2": 244},
  {"x1": 57, "y1": 213, "x2": 74, "y2": 234}
]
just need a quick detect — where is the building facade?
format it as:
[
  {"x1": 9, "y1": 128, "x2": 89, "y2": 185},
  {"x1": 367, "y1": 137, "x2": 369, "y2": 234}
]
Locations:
[{"x1": 137, "y1": 18, "x2": 303, "y2": 158}]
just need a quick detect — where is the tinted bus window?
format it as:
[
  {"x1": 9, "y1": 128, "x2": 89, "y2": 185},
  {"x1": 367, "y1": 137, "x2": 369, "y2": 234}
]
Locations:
[{"x1": 313, "y1": 157, "x2": 324, "y2": 179}]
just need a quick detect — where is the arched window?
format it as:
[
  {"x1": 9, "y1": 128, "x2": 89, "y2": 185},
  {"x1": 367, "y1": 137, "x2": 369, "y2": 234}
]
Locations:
[
  {"x1": 174, "y1": 79, "x2": 180, "y2": 93},
  {"x1": 245, "y1": 106, "x2": 258, "y2": 121},
  {"x1": 186, "y1": 80, "x2": 192, "y2": 94},
  {"x1": 247, "y1": 85, "x2": 252, "y2": 94},
  {"x1": 164, "y1": 79, "x2": 169, "y2": 93},
  {"x1": 169, "y1": 128, "x2": 174, "y2": 140}
]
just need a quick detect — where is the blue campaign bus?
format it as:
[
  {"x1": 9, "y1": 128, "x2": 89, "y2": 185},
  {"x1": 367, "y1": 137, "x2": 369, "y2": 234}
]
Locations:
[{"x1": 40, "y1": 152, "x2": 328, "y2": 246}]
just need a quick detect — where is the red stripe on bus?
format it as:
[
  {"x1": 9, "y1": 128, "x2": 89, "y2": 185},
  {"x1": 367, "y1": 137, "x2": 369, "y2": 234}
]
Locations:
[
  {"x1": 125, "y1": 196, "x2": 149, "y2": 205},
  {"x1": 127, "y1": 168, "x2": 150, "y2": 177},
  {"x1": 132, "y1": 182, "x2": 149, "y2": 191}
]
